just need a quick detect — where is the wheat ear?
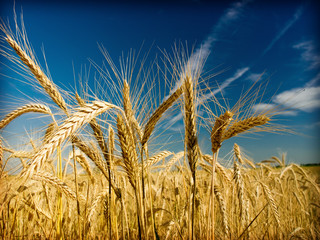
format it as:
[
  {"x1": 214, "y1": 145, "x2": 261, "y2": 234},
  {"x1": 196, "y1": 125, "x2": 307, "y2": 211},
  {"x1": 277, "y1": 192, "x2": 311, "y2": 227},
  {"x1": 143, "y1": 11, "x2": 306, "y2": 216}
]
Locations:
[
  {"x1": 234, "y1": 159, "x2": 245, "y2": 230},
  {"x1": 5, "y1": 36, "x2": 68, "y2": 114},
  {"x1": 184, "y1": 76, "x2": 198, "y2": 240},
  {"x1": 43, "y1": 122, "x2": 57, "y2": 144},
  {"x1": 0, "y1": 104, "x2": 52, "y2": 130},
  {"x1": 142, "y1": 85, "x2": 183, "y2": 146},
  {"x1": 75, "y1": 92, "x2": 110, "y2": 163},
  {"x1": 0, "y1": 139, "x2": 3, "y2": 174},
  {"x1": 259, "y1": 181, "x2": 280, "y2": 226},
  {"x1": 107, "y1": 126, "x2": 114, "y2": 240},
  {"x1": 117, "y1": 114, "x2": 138, "y2": 189},
  {"x1": 211, "y1": 111, "x2": 233, "y2": 155},
  {"x1": 32, "y1": 171, "x2": 77, "y2": 200},
  {"x1": 214, "y1": 185, "x2": 229, "y2": 238},
  {"x1": 22, "y1": 101, "x2": 118, "y2": 178},
  {"x1": 71, "y1": 136, "x2": 121, "y2": 198},
  {"x1": 123, "y1": 80, "x2": 143, "y2": 140},
  {"x1": 145, "y1": 151, "x2": 173, "y2": 169},
  {"x1": 234, "y1": 143, "x2": 244, "y2": 164},
  {"x1": 222, "y1": 115, "x2": 270, "y2": 140}
]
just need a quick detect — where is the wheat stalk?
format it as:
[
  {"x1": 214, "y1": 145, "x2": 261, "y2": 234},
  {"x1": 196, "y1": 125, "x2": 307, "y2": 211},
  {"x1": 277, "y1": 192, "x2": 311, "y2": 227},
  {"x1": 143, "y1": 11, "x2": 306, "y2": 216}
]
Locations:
[
  {"x1": 234, "y1": 159, "x2": 245, "y2": 233},
  {"x1": 5, "y1": 36, "x2": 68, "y2": 114},
  {"x1": 0, "y1": 104, "x2": 52, "y2": 130},
  {"x1": 22, "y1": 101, "x2": 119, "y2": 178},
  {"x1": 183, "y1": 75, "x2": 198, "y2": 240},
  {"x1": 0, "y1": 139, "x2": 3, "y2": 173}
]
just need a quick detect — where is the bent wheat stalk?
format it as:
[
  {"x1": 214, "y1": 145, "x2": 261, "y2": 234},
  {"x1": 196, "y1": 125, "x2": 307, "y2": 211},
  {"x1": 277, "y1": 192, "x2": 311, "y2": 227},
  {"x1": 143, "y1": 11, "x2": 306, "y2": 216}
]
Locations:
[
  {"x1": 0, "y1": 104, "x2": 52, "y2": 130},
  {"x1": 22, "y1": 101, "x2": 119, "y2": 178}
]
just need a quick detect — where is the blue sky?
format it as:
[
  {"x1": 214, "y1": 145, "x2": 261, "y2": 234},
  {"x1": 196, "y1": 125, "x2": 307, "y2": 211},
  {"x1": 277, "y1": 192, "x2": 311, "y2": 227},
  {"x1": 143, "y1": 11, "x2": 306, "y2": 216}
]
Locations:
[{"x1": 0, "y1": 0, "x2": 319, "y2": 167}]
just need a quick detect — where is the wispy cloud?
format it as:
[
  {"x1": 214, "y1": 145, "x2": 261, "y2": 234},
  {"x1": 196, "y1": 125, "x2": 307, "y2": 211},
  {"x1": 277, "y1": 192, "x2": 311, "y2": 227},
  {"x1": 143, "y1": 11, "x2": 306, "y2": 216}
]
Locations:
[
  {"x1": 169, "y1": 0, "x2": 249, "y2": 94},
  {"x1": 189, "y1": 0, "x2": 249, "y2": 65},
  {"x1": 165, "y1": 67, "x2": 249, "y2": 131},
  {"x1": 165, "y1": 1, "x2": 250, "y2": 131},
  {"x1": 305, "y1": 72, "x2": 320, "y2": 88},
  {"x1": 253, "y1": 86, "x2": 320, "y2": 116},
  {"x1": 293, "y1": 40, "x2": 320, "y2": 70},
  {"x1": 262, "y1": 6, "x2": 303, "y2": 56},
  {"x1": 199, "y1": 67, "x2": 250, "y2": 104},
  {"x1": 245, "y1": 72, "x2": 267, "y2": 82}
]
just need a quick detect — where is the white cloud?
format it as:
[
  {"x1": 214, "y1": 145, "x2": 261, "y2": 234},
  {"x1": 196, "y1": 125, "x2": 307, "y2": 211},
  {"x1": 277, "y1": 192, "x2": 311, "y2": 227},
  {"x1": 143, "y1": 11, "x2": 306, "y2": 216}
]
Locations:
[
  {"x1": 273, "y1": 87, "x2": 320, "y2": 112},
  {"x1": 293, "y1": 40, "x2": 320, "y2": 70},
  {"x1": 305, "y1": 72, "x2": 320, "y2": 88},
  {"x1": 262, "y1": 6, "x2": 303, "y2": 56},
  {"x1": 252, "y1": 103, "x2": 298, "y2": 116},
  {"x1": 246, "y1": 72, "x2": 265, "y2": 82}
]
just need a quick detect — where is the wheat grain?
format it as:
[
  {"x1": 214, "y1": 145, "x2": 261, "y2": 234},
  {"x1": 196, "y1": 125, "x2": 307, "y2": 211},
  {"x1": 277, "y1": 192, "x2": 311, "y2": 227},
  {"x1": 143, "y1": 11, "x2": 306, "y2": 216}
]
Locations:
[{"x1": 0, "y1": 104, "x2": 52, "y2": 130}]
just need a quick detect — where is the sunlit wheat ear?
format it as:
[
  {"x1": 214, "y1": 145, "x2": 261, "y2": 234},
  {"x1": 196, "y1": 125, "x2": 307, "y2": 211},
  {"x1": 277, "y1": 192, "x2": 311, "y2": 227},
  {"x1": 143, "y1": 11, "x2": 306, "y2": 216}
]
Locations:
[
  {"x1": 87, "y1": 190, "x2": 108, "y2": 223},
  {"x1": 184, "y1": 76, "x2": 198, "y2": 174},
  {"x1": 0, "y1": 139, "x2": 3, "y2": 175},
  {"x1": 222, "y1": 115, "x2": 270, "y2": 140},
  {"x1": 142, "y1": 85, "x2": 183, "y2": 146},
  {"x1": 32, "y1": 171, "x2": 77, "y2": 200},
  {"x1": 71, "y1": 135, "x2": 120, "y2": 198},
  {"x1": 211, "y1": 111, "x2": 233, "y2": 155},
  {"x1": 233, "y1": 160, "x2": 244, "y2": 224},
  {"x1": 75, "y1": 151, "x2": 95, "y2": 184},
  {"x1": 5, "y1": 36, "x2": 68, "y2": 114},
  {"x1": 117, "y1": 114, "x2": 138, "y2": 189},
  {"x1": 76, "y1": 92, "x2": 109, "y2": 162},
  {"x1": 202, "y1": 154, "x2": 231, "y2": 183},
  {"x1": 123, "y1": 80, "x2": 142, "y2": 141},
  {"x1": 43, "y1": 122, "x2": 57, "y2": 144},
  {"x1": 258, "y1": 181, "x2": 280, "y2": 226},
  {"x1": 0, "y1": 104, "x2": 52, "y2": 130},
  {"x1": 234, "y1": 144, "x2": 244, "y2": 164},
  {"x1": 107, "y1": 126, "x2": 114, "y2": 169},
  {"x1": 214, "y1": 185, "x2": 229, "y2": 237},
  {"x1": 145, "y1": 151, "x2": 173, "y2": 169},
  {"x1": 22, "y1": 101, "x2": 119, "y2": 178}
]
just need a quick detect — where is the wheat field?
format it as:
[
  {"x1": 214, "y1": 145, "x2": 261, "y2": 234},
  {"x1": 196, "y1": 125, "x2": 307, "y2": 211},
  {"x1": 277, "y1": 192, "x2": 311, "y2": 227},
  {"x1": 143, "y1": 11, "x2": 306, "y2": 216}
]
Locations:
[{"x1": 0, "y1": 14, "x2": 319, "y2": 240}]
